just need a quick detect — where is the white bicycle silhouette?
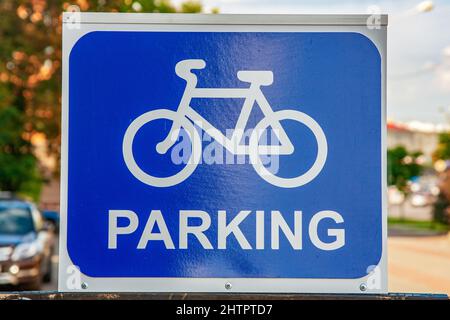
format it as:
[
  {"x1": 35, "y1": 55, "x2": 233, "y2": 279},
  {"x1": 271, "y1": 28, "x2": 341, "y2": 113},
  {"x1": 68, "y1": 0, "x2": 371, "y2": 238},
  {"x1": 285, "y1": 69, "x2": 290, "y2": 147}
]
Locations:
[{"x1": 123, "y1": 59, "x2": 328, "y2": 188}]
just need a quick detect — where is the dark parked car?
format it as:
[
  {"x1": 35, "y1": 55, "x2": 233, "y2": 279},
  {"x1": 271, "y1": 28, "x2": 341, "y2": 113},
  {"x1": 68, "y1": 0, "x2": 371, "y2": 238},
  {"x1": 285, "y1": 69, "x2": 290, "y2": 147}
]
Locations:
[{"x1": 0, "y1": 197, "x2": 55, "y2": 290}]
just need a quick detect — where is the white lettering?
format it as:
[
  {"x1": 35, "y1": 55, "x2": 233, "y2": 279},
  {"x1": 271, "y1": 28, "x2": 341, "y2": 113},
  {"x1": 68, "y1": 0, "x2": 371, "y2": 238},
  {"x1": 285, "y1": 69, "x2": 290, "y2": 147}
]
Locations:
[
  {"x1": 107, "y1": 209, "x2": 346, "y2": 251},
  {"x1": 271, "y1": 210, "x2": 302, "y2": 250},
  {"x1": 179, "y1": 210, "x2": 213, "y2": 249},
  {"x1": 108, "y1": 210, "x2": 138, "y2": 249},
  {"x1": 137, "y1": 210, "x2": 175, "y2": 249},
  {"x1": 218, "y1": 210, "x2": 252, "y2": 249},
  {"x1": 309, "y1": 210, "x2": 345, "y2": 250}
]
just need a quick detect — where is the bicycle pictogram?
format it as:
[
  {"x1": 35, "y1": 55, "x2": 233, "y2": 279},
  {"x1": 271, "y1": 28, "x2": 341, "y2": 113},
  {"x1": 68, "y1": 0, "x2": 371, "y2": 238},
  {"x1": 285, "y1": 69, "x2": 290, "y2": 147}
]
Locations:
[{"x1": 123, "y1": 59, "x2": 328, "y2": 188}]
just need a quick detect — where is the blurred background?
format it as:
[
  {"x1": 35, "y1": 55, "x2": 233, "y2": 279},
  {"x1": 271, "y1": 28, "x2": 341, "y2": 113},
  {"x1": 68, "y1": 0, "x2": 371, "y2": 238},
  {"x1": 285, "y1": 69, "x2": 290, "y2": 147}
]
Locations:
[{"x1": 0, "y1": 0, "x2": 450, "y2": 294}]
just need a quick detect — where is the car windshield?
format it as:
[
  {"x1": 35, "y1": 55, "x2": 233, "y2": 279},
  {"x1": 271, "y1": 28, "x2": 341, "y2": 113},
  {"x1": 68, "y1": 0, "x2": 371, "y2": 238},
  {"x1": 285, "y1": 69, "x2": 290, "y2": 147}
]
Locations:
[{"x1": 0, "y1": 206, "x2": 34, "y2": 235}]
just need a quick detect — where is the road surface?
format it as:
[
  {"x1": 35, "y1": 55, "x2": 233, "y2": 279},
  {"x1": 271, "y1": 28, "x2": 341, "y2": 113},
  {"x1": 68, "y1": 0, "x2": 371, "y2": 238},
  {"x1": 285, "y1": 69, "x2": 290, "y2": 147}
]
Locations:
[{"x1": 388, "y1": 234, "x2": 450, "y2": 294}]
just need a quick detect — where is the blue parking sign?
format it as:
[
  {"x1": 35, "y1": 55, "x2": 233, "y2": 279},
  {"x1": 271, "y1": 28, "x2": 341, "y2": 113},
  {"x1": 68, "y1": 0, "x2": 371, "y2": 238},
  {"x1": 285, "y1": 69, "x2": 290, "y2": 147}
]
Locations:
[{"x1": 60, "y1": 13, "x2": 387, "y2": 293}]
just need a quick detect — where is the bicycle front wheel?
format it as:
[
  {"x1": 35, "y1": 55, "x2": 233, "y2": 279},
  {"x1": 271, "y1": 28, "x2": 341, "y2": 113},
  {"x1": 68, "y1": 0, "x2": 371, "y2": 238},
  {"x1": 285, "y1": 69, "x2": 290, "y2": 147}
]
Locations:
[{"x1": 249, "y1": 110, "x2": 328, "y2": 188}]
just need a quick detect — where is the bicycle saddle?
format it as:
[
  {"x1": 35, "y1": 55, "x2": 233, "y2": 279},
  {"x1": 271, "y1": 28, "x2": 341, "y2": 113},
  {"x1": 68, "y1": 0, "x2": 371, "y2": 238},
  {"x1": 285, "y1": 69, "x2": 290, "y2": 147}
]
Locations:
[{"x1": 237, "y1": 71, "x2": 273, "y2": 86}]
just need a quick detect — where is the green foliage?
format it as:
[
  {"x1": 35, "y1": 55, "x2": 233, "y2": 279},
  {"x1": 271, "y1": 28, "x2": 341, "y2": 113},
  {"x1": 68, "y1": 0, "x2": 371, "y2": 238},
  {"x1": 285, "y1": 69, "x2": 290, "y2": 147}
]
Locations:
[
  {"x1": 433, "y1": 193, "x2": 450, "y2": 225},
  {"x1": 387, "y1": 146, "x2": 424, "y2": 194},
  {"x1": 0, "y1": 106, "x2": 42, "y2": 200},
  {"x1": 433, "y1": 132, "x2": 450, "y2": 161},
  {"x1": 180, "y1": 1, "x2": 203, "y2": 13},
  {"x1": 388, "y1": 217, "x2": 449, "y2": 232},
  {"x1": 432, "y1": 133, "x2": 450, "y2": 225}
]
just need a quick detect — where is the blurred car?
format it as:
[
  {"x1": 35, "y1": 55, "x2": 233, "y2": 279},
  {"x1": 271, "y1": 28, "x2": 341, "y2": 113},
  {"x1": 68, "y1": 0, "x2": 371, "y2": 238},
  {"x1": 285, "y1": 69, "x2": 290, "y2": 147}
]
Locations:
[
  {"x1": 410, "y1": 191, "x2": 435, "y2": 207},
  {"x1": 41, "y1": 210, "x2": 60, "y2": 233},
  {"x1": 409, "y1": 176, "x2": 439, "y2": 207},
  {"x1": 0, "y1": 196, "x2": 55, "y2": 290}
]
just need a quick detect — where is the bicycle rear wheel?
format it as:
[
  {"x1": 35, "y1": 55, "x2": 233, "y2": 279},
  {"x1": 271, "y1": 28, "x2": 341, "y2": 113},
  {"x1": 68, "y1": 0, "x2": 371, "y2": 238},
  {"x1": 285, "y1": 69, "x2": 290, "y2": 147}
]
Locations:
[{"x1": 122, "y1": 109, "x2": 202, "y2": 187}]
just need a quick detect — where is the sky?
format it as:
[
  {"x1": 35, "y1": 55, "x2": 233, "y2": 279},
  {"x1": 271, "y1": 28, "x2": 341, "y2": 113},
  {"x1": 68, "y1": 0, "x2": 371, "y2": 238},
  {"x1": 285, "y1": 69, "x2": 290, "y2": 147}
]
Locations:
[{"x1": 172, "y1": 0, "x2": 450, "y2": 125}]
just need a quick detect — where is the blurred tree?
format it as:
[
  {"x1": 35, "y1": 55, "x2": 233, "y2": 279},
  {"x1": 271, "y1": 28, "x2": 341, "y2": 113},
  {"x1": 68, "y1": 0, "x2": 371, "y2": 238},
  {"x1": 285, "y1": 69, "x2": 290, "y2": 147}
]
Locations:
[
  {"x1": 0, "y1": 106, "x2": 42, "y2": 199},
  {"x1": 433, "y1": 132, "x2": 450, "y2": 161},
  {"x1": 433, "y1": 192, "x2": 450, "y2": 225},
  {"x1": 0, "y1": 0, "x2": 203, "y2": 199},
  {"x1": 432, "y1": 133, "x2": 450, "y2": 225},
  {"x1": 387, "y1": 146, "x2": 424, "y2": 219},
  {"x1": 180, "y1": 0, "x2": 202, "y2": 13},
  {"x1": 388, "y1": 146, "x2": 424, "y2": 192}
]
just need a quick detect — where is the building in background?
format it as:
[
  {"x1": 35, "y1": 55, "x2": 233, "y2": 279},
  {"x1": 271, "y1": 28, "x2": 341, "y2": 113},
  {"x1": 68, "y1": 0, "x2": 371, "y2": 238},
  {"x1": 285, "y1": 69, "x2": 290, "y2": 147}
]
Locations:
[
  {"x1": 387, "y1": 120, "x2": 447, "y2": 163},
  {"x1": 387, "y1": 120, "x2": 447, "y2": 220}
]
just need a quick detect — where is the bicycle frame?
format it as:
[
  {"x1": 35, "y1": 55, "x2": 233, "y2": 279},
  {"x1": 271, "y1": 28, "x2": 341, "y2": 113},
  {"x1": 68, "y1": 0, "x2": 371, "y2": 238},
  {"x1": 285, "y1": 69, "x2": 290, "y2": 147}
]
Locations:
[{"x1": 160, "y1": 80, "x2": 294, "y2": 156}]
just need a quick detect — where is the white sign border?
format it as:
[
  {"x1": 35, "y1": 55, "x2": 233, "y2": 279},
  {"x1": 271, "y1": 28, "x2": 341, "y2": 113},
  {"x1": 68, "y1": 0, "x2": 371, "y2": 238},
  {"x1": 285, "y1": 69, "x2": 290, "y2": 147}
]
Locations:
[{"x1": 59, "y1": 13, "x2": 388, "y2": 293}]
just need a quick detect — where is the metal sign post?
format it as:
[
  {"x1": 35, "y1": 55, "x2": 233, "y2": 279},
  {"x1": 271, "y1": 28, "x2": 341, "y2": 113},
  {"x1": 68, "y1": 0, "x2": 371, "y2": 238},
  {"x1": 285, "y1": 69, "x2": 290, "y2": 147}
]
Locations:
[{"x1": 60, "y1": 13, "x2": 387, "y2": 293}]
